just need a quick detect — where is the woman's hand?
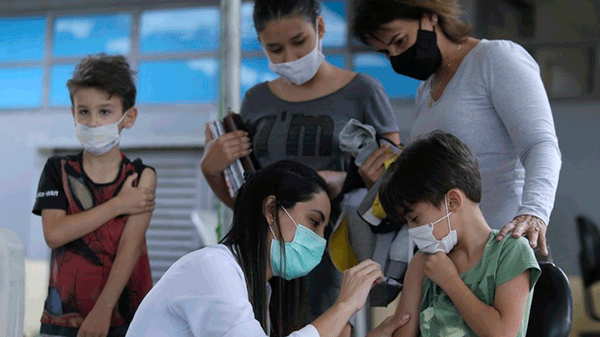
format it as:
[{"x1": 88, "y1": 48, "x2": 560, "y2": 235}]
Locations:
[
  {"x1": 359, "y1": 145, "x2": 398, "y2": 189},
  {"x1": 335, "y1": 259, "x2": 384, "y2": 314},
  {"x1": 424, "y1": 252, "x2": 459, "y2": 290},
  {"x1": 496, "y1": 214, "x2": 548, "y2": 256},
  {"x1": 200, "y1": 123, "x2": 252, "y2": 177},
  {"x1": 317, "y1": 170, "x2": 347, "y2": 199},
  {"x1": 366, "y1": 314, "x2": 411, "y2": 337}
]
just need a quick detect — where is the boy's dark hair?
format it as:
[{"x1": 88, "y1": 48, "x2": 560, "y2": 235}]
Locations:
[
  {"x1": 379, "y1": 131, "x2": 482, "y2": 219},
  {"x1": 67, "y1": 54, "x2": 136, "y2": 112},
  {"x1": 352, "y1": 0, "x2": 471, "y2": 46},
  {"x1": 253, "y1": 0, "x2": 321, "y2": 33}
]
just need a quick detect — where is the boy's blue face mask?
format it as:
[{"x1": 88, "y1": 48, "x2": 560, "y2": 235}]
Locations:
[{"x1": 269, "y1": 206, "x2": 326, "y2": 281}]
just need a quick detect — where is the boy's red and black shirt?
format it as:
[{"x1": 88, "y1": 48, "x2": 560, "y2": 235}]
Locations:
[{"x1": 33, "y1": 151, "x2": 154, "y2": 334}]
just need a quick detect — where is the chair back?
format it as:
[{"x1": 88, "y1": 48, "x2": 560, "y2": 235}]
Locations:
[
  {"x1": 576, "y1": 215, "x2": 600, "y2": 321},
  {"x1": 526, "y1": 262, "x2": 573, "y2": 337},
  {"x1": 190, "y1": 208, "x2": 219, "y2": 246},
  {"x1": 577, "y1": 215, "x2": 600, "y2": 287}
]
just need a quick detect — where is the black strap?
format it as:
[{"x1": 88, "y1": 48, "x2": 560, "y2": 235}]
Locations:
[{"x1": 368, "y1": 217, "x2": 406, "y2": 234}]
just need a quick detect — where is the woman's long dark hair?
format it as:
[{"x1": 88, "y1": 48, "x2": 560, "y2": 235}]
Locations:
[{"x1": 221, "y1": 160, "x2": 331, "y2": 336}]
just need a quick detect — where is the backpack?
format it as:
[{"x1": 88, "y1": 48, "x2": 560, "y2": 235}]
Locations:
[{"x1": 329, "y1": 161, "x2": 411, "y2": 307}]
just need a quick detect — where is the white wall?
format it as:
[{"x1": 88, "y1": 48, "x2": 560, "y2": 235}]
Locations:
[{"x1": 545, "y1": 102, "x2": 600, "y2": 275}]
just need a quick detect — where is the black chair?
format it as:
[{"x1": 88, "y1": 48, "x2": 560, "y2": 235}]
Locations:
[
  {"x1": 526, "y1": 262, "x2": 573, "y2": 337},
  {"x1": 577, "y1": 215, "x2": 600, "y2": 336}
]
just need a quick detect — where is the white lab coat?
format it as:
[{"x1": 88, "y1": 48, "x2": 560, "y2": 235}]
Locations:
[{"x1": 126, "y1": 244, "x2": 319, "y2": 337}]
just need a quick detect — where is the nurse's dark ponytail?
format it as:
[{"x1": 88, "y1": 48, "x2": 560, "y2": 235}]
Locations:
[
  {"x1": 253, "y1": 0, "x2": 321, "y2": 33},
  {"x1": 221, "y1": 160, "x2": 330, "y2": 336}
]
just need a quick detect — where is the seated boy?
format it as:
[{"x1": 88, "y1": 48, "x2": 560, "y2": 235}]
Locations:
[
  {"x1": 32, "y1": 54, "x2": 156, "y2": 337},
  {"x1": 378, "y1": 131, "x2": 540, "y2": 337}
]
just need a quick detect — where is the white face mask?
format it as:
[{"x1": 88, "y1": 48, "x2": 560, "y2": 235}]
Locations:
[
  {"x1": 266, "y1": 21, "x2": 325, "y2": 86},
  {"x1": 408, "y1": 196, "x2": 457, "y2": 254},
  {"x1": 75, "y1": 112, "x2": 128, "y2": 156}
]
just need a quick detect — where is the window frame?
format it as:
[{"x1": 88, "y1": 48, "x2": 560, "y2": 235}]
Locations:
[
  {"x1": 0, "y1": 0, "x2": 422, "y2": 112},
  {"x1": 475, "y1": 0, "x2": 600, "y2": 102}
]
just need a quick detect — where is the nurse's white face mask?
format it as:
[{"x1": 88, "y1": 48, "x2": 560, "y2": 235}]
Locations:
[{"x1": 266, "y1": 20, "x2": 325, "y2": 86}]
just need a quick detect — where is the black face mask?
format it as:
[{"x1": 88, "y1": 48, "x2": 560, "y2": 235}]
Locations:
[{"x1": 389, "y1": 21, "x2": 442, "y2": 80}]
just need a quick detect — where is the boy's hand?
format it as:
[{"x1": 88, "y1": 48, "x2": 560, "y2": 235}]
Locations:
[
  {"x1": 115, "y1": 173, "x2": 155, "y2": 215},
  {"x1": 200, "y1": 123, "x2": 252, "y2": 176},
  {"x1": 77, "y1": 305, "x2": 112, "y2": 337},
  {"x1": 424, "y1": 252, "x2": 459, "y2": 288}
]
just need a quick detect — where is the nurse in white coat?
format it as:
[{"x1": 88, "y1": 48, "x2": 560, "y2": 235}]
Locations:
[{"x1": 126, "y1": 160, "x2": 409, "y2": 337}]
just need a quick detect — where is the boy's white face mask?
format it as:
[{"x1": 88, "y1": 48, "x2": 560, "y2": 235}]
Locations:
[
  {"x1": 408, "y1": 196, "x2": 457, "y2": 254},
  {"x1": 266, "y1": 21, "x2": 325, "y2": 86},
  {"x1": 75, "y1": 112, "x2": 128, "y2": 156}
]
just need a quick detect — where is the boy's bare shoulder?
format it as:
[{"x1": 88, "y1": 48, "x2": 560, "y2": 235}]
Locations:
[
  {"x1": 140, "y1": 167, "x2": 157, "y2": 179},
  {"x1": 409, "y1": 252, "x2": 428, "y2": 269}
]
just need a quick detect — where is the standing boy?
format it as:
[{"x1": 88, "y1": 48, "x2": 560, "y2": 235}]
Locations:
[{"x1": 32, "y1": 54, "x2": 156, "y2": 337}]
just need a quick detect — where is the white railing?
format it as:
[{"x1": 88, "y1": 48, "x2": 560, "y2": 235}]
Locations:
[{"x1": 0, "y1": 228, "x2": 25, "y2": 337}]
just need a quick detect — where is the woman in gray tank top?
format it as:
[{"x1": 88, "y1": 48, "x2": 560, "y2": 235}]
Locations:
[
  {"x1": 353, "y1": 0, "x2": 561, "y2": 259},
  {"x1": 201, "y1": 0, "x2": 402, "y2": 335}
]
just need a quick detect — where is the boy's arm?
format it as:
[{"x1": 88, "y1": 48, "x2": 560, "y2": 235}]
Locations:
[
  {"x1": 426, "y1": 253, "x2": 532, "y2": 337},
  {"x1": 41, "y1": 173, "x2": 155, "y2": 249},
  {"x1": 390, "y1": 253, "x2": 426, "y2": 337},
  {"x1": 444, "y1": 270, "x2": 531, "y2": 337},
  {"x1": 78, "y1": 168, "x2": 157, "y2": 337}
]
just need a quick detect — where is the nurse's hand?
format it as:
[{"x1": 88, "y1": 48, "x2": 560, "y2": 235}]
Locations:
[
  {"x1": 366, "y1": 314, "x2": 411, "y2": 337},
  {"x1": 335, "y1": 259, "x2": 383, "y2": 314},
  {"x1": 200, "y1": 123, "x2": 252, "y2": 176}
]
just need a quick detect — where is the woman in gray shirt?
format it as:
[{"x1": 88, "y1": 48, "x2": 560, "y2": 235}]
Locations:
[
  {"x1": 201, "y1": 0, "x2": 401, "y2": 335},
  {"x1": 352, "y1": 0, "x2": 561, "y2": 257}
]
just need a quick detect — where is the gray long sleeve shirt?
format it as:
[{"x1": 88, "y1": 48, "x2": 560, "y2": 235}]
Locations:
[{"x1": 410, "y1": 39, "x2": 561, "y2": 228}]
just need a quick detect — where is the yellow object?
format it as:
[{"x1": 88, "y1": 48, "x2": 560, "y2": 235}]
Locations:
[
  {"x1": 370, "y1": 155, "x2": 399, "y2": 219},
  {"x1": 372, "y1": 195, "x2": 386, "y2": 219},
  {"x1": 328, "y1": 215, "x2": 359, "y2": 272},
  {"x1": 329, "y1": 153, "x2": 400, "y2": 273}
]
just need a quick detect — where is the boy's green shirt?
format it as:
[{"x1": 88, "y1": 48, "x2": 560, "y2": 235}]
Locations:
[{"x1": 419, "y1": 230, "x2": 541, "y2": 337}]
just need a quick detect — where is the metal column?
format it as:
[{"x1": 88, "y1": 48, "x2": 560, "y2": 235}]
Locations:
[
  {"x1": 220, "y1": 0, "x2": 241, "y2": 115},
  {"x1": 216, "y1": 0, "x2": 242, "y2": 237}
]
